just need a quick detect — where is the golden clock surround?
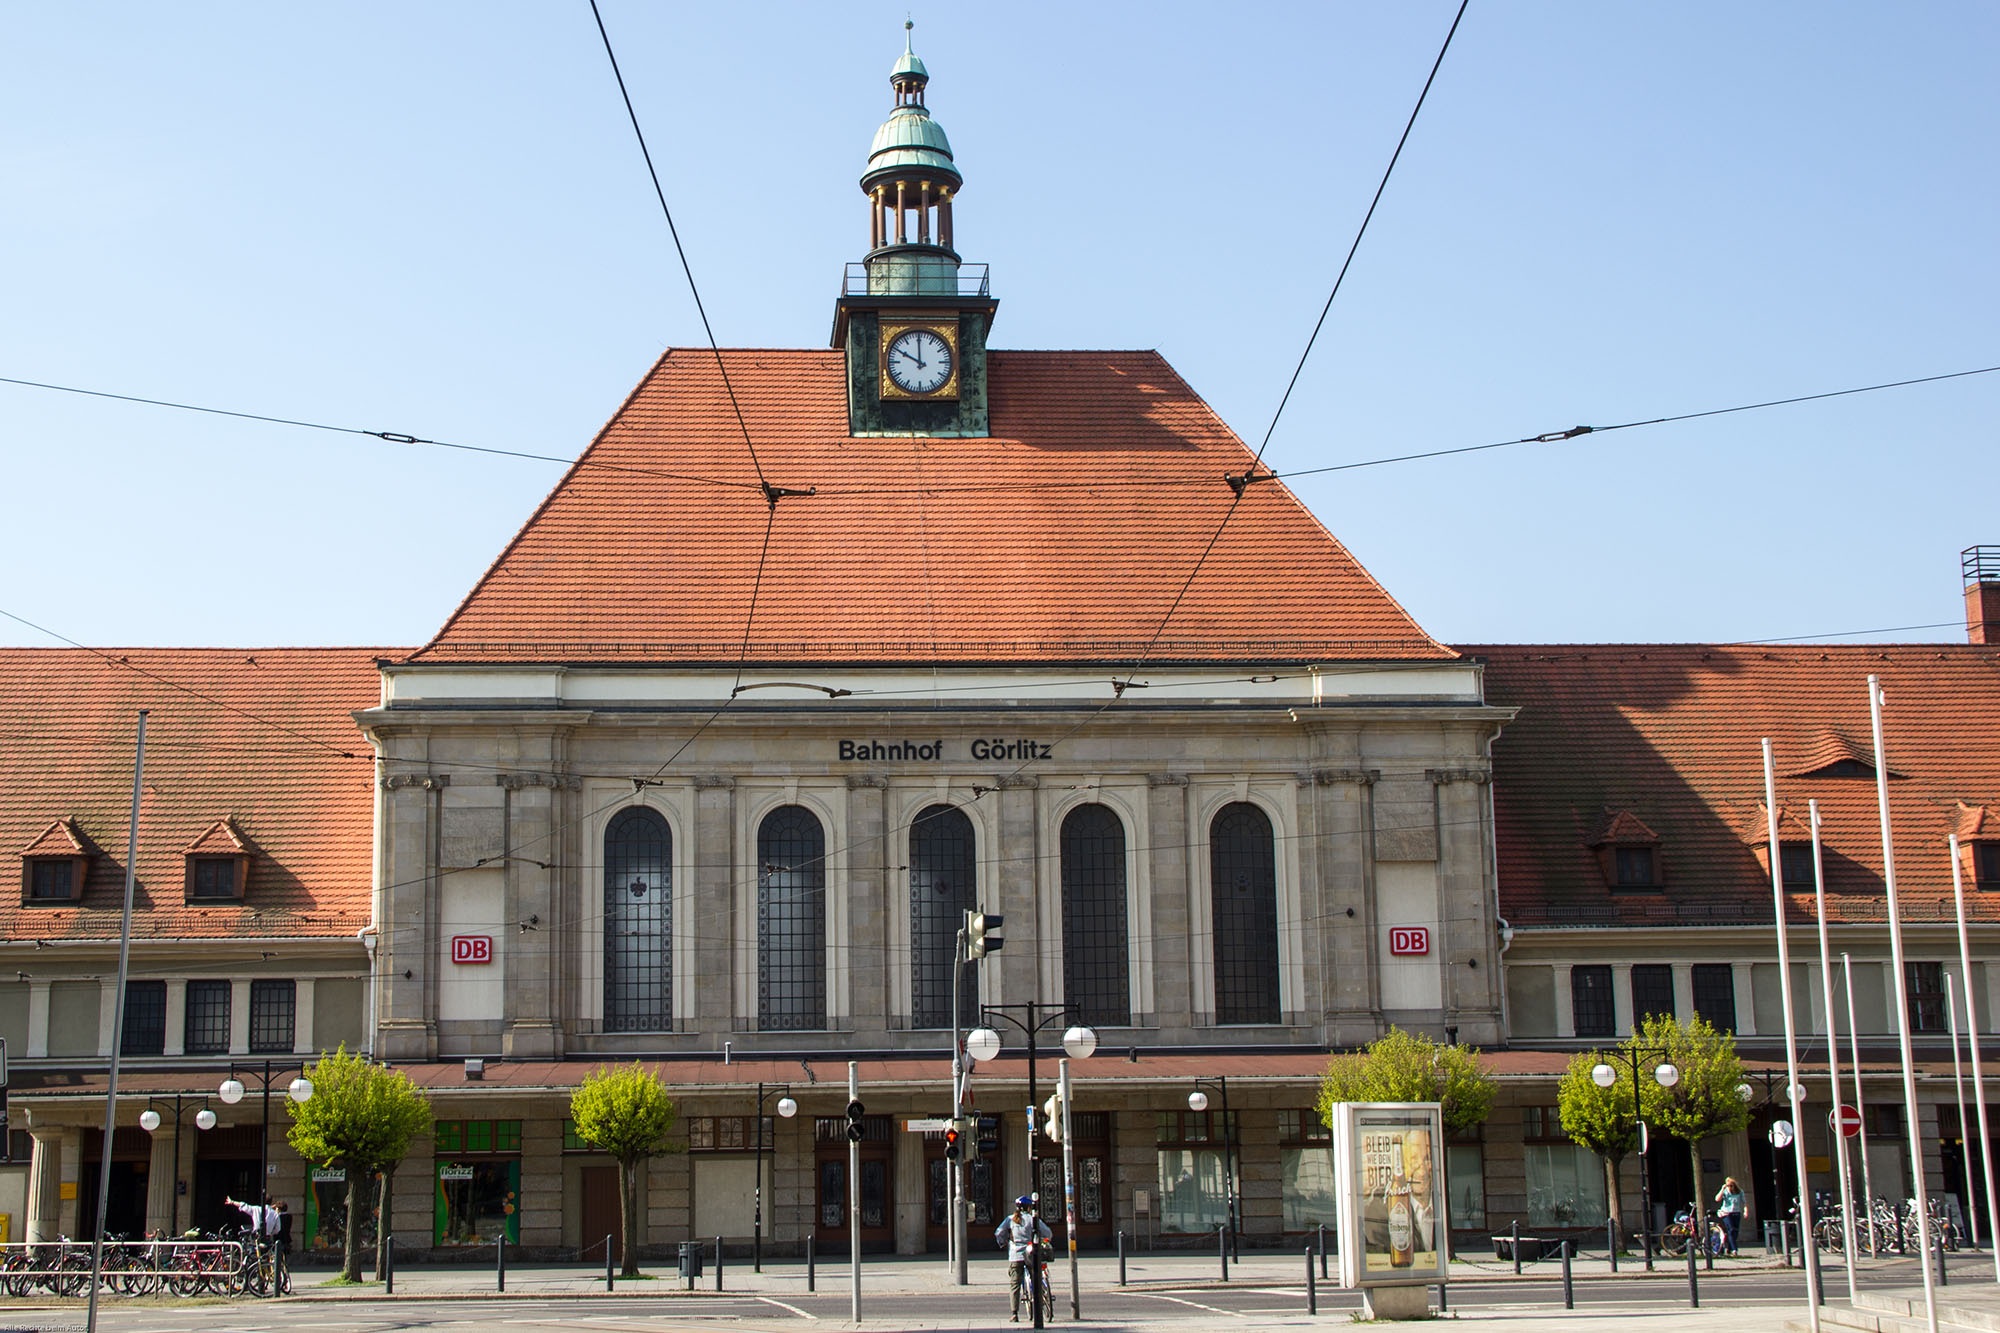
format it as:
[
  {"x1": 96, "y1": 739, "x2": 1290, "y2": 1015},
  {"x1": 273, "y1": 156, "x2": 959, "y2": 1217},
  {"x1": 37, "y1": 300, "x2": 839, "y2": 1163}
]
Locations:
[{"x1": 878, "y1": 319, "x2": 961, "y2": 400}]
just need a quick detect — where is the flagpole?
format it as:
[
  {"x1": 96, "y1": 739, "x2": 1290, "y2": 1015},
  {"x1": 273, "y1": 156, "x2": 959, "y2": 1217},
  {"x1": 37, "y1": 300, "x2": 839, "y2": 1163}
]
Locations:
[
  {"x1": 1763, "y1": 740, "x2": 1820, "y2": 1328},
  {"x1": 1948, "y1": 834, "x2": 2000, "y2": 1283},
  {"x1": 1809, "y1": 800, "x2": 1857, "y2": 1301},
  {"x1": 1869, "y1": 676, "x2": 1938, "y2": 1333},
  {"x1": 1842, "y1": 952, "x2": 1880, "y2": 1256}
]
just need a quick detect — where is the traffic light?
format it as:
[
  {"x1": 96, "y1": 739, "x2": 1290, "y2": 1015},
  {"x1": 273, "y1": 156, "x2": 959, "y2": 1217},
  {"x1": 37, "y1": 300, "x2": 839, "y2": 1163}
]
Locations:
[
  {"x1": 1042, "y1": 1091, "x2": 1064, "y2": 1143},
  {"x1": 943, "y1": 1122, "x2": 963, "y2": 1160},
  {"x1": 967, "y1": 909, "x2": 1004, "y2": 959},
  {"x1": 977, "y1": 1115, "x2": 1000, "y2": 1157},
  {"x1": 846, "y1": 1099, "x2": 866, "y2": 1142}
]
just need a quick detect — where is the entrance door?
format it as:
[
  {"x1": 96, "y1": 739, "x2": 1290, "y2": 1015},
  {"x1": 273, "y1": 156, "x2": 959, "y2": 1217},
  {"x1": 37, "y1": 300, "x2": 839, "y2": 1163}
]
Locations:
[
  {"x1": 580, "y1": 1165, "x2": 623, "y2": 1256},
  {"x1": 1052, "y1": 1112, "x2": 1115, "y2": 1248},
  {"x1": 815, "y1": 1117, "x2": 894, "y2": 1254},
  {"x1": 925, "y1": 1135, "x2": 1004, "y2": 1251}
]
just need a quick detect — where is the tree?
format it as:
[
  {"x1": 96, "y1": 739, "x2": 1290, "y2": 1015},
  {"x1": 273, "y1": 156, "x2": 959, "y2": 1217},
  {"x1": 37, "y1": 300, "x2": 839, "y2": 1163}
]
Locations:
[
  {"x1": 1557, "y1": 1049, "x2": 1639, "y2": 1238},
  {"x1": 1638, "y1": 1015, "x2": 1749, "y2": 1249},
  {"x1": 285, "y1": 1046, "x2": 432, "y2": 1281},
  {"x1": 570, "y1": 1063, "x2": 679, "y2": 1276},
  {"x1": 1315, "y1": 1027, "x2": 1495, "y2": 1136}
]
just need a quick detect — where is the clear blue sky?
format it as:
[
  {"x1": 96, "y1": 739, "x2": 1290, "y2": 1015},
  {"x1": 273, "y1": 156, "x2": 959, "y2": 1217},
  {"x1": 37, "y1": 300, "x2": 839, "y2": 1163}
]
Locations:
[{"x1": 4, "y1": 3, "x2": 1994, "y2": 650}]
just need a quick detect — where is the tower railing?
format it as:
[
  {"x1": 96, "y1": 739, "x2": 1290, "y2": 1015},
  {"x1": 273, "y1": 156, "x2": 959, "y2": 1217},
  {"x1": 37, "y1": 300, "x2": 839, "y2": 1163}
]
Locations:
[
  {"x1": 1964, "y1": 546, "x2": 2000, "y2": 587},
  {"x1": 842, "y1": 262, "x2": 989, "y2": 298}
]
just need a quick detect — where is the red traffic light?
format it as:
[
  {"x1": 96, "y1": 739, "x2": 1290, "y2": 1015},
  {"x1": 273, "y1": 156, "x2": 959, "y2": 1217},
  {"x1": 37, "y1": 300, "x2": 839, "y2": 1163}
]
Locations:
[{"x1": 944, "y1": 1125, "x2": 962, "y2": 1160}]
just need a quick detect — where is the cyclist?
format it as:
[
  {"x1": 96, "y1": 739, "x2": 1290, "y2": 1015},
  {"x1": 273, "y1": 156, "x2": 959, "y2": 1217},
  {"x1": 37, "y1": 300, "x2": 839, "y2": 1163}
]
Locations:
[{"x1": 994, "y1": 1195, "x2": 1052, "y2": 1323}]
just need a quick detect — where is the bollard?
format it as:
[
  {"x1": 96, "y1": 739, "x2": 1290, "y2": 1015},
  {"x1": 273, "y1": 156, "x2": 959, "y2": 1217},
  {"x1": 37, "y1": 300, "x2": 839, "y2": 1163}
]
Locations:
[
  {"x1": 1704, "y1": 1211, "x2": 1714, "y2": 1272},
  {"x1": 1607, "y1": 1217, "x2": 1618, "y2": 1274},
  {"x1": 1937, "y1": 1225, "x2": 1949, "y2": 1287},
  {"x1": 1306, "y1": 1245, "x2": 1317, "y2": 1315},
  {"x1": 1686, "y1": 1230, "x2": 1700, "y2": 1308},
  {"x1": 384, "y1": 1234, "x2": 395, "y2": 1296},
  {"x1": 716, "y1": 1236, "x2": 724, "y2": 1292},
  {"x1": 1511, "y1": 1220, "x2": 1522, "y2": 1276},
  {"x1": 497, "y1": 1236, "x2": 506, "y2": 1292},
  {"x1": 807, "y1": 1229, "x2": 816, "y2": 1293},
  {"x1": 1809, "y1": 1229, "x2": 1825, "y2": 1303},
  {"x1": 606, "y1": 1234, "x2": 614, "y2": 1291},
  {"x1": 1117, "y1": 1230, "x2": 1127, "y2": 1286},
  {"x1": 1642, "y1": 1221, "x2": 1653, "y2": 1272},
  {"x1": 1438, "y1": 1279, "x2": 1448, "y2": 1313},
  {"x1": 1318, "y1": 1223, "x2": 1329, "y2": 1280},
  {"x1": 1219, "y1": 1222, "x2": 1229, "y2": 1281},
  {"x1": 1561, "y1": 1238, "x2": 1574, "y2": 1310}
]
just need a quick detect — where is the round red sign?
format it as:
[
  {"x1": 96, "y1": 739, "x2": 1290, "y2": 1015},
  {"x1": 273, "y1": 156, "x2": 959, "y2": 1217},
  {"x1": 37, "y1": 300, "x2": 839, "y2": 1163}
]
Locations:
[{"x1": 1830, "y1": 1104, "x2": 1862, "y2": 1138}]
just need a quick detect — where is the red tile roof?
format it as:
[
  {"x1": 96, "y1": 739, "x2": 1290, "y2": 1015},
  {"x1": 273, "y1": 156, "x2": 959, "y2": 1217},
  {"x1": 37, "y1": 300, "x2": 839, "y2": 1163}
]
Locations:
[
  {"x1": 0, "y1": 648, "x2": 391, "y2": 941},
  {"x1": 410, "y1": 349, "x2": 1451, "y2": 665},
  {"x1": 182, "y1": 818, "x2": 250, "y2": 856},
  {"x1": 20, "y1": 818, "x2": 90, "y2": 857},
  {"x1": 1463, "y1": 644, "x2": 2000, "y2": 927}
]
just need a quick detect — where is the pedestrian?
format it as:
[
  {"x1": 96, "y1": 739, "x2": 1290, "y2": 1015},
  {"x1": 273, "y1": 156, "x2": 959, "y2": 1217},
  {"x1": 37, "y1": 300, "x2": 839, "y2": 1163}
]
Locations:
[
  {"x1": 224, "y1": 1193, "x2": 276, "y2": 1246},
  {"x1": 1713, "y1": 1177, "x2": 1746, "y2": 1255},
  {"x1": 993, "y1": 1195, "x2": 1052, "y2": 1323}
]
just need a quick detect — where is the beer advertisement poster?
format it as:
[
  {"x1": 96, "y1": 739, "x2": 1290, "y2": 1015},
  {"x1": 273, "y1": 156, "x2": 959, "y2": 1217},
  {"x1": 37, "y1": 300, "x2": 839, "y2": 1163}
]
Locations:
[{"x1": 1331, "y1": 1102, "x2": 1447, "y2": 1288}]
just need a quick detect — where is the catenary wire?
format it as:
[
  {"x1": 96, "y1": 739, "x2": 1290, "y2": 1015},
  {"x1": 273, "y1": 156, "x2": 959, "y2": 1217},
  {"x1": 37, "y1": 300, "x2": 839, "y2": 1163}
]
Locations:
[
  {"x1": 587, "y1": 0, "x2": 773, "y2": 497},
  {"x1": 1248, "y1": 0, "x2": 1469, "y2": 471}
]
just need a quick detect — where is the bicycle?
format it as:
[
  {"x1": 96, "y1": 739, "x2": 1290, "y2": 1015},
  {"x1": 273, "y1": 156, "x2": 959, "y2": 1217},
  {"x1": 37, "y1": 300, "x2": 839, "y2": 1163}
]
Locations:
[
  {"x1": 1033, "y1": 1239, "x2": 1056, "y2": 1324},
  {"x1": 1659, "y1": 1204, "x2": 1724, "y2": 1259}
]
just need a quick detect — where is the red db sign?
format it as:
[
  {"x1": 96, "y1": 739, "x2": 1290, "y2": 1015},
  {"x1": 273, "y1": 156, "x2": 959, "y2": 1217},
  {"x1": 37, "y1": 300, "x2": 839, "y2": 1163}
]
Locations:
[
  {"x1": 451, "y1": 935, "x2": 493, "y2": 965},
  {"x1": 1388, "y1": 927, "x2": 1430, "y2": 956}
]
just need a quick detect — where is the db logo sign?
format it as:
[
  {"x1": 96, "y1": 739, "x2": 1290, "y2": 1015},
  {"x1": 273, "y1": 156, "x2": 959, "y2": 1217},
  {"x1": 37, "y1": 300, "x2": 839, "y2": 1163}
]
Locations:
[
  {"x1": 1388, "y1": 927, "x2": 1430, "y2": 956},
  {"x1": 451, "y1": 935, "x2": 493, "y2": 965}
]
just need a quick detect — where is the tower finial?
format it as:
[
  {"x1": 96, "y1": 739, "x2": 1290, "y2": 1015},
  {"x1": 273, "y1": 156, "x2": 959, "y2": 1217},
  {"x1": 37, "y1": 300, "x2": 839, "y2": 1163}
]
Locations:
[{"x1": 905, "y1": 16, "x2": 914, "y2": 51}]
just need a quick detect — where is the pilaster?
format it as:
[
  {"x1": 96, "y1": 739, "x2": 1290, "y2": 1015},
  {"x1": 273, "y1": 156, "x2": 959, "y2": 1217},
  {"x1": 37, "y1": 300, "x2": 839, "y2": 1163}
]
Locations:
[
  {"x1": 1312, "y1": 768, "x2": 1379, "y2": 1046},
  {"x1": 378, "y1": 767, "x2": 445, "y2": 1061},
  {"x1": 1145, "y1": 774, "x2": 1192, "y2": 1030},
  {"x1": 500, "y1": 760, "x2": 574, "y2": 1059},
  {"x1": 845, "y1": 775, "x2": 889, "y2": 1038},
  {"x1": 693, "y1": 776, "x2": 737, "y2": 1028},
  {"x1": 997, "y1": 775, "x2": 1039, "y2": 1004},
  {"x1": 26, "y1": 1125, "x2": 63, "y2": 1242}
]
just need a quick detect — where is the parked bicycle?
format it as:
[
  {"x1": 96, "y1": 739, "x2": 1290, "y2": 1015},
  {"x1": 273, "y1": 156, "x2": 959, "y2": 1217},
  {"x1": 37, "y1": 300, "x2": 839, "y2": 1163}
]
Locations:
[{"x1": 1658, "y1": 1203, "x2": 1725, "y2": 1259}]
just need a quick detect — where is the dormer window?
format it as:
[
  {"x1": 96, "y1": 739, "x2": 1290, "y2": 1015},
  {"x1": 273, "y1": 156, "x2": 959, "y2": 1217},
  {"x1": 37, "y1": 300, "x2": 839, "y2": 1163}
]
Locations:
[
  {"x1": 182, "y1": 819, "x2": 252, "y2": 903},
  {"x1": 1614, "y1": 846, "x2": 1657, "y2": 889},
  {"x1": 1780, "y1": 843, "x2": 1817, "y2": 889},
  {"x1": 19, "y1": 818, "x2": 90, "y2": 906},
  {"x1": 1590, "y1": 810, "x2": 1663, "y2": 891},
  {"x1": 1973, "y1": 841, "x2": 2000, "y2": 891}
]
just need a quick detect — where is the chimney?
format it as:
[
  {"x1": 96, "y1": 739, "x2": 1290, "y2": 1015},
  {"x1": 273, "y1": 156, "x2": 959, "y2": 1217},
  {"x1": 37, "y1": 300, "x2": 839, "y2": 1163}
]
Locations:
[{"x1": 1966, "y1": 547, "x2": 2000, "y2": 645}]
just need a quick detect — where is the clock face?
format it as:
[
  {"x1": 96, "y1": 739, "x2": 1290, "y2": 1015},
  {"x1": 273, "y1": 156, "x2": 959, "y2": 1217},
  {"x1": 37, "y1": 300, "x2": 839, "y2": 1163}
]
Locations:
[{"x1": 885, "y1": 328, "x2": 954, "y2": 394}]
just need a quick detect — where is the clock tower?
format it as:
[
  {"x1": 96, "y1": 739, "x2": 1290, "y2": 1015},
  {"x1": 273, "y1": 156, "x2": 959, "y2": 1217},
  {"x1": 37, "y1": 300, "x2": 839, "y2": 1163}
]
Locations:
[{"x1": 833, "y1": 23, "x2": 997, "y2": 437}]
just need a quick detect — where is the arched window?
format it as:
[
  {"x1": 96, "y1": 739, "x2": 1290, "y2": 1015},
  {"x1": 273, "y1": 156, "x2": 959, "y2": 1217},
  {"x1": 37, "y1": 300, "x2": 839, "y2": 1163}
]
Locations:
[
  {"x1": 1210, "y1": 802, "x2": 1279, "y2": 1025},
  {"x1": 1061, "y1": 804, "x2": 1130, "y2": 1026},
  {"x1": 759, "y1": 805, "x2": 827, "y2": 1030},
  {"x1": 910, "y1": 803, "x2": 976, "y2": 1029},
  {"x1": 604, "y1": 806, "x2": 671, "y2": 1032}
]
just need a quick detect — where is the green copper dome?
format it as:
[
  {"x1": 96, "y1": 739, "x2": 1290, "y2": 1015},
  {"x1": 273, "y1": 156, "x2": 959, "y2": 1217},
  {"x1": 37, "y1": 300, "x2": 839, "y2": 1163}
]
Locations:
[
  {"x1": 864, "y1": 105, "x2": 959, "y2": 188},
  {"x1": 891, "y1": 48, "x2": 928, "y2": 83}
]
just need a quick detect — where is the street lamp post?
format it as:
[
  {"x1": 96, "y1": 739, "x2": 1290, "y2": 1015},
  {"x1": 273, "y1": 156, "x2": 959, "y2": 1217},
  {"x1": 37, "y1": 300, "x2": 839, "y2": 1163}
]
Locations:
[
  {"x1": 753, "y1": 1082, "x2": 798, "y2": 1273},
  {"x1": 965, "y1": 1007, "x2": 1097, "y2": 1332},
  {"x1": 1590, "y1": 1048, "x2": 1680, "y2": 1270},
  {"x1": 138, "y1": 1094, "x2": 216, "y2": 1236},
  {"x1": 1737, "y1": 1069, "x2": 1807, "y2": 1256},
  {"x1": 1187, "y1": 1078, "x2": 1237, "y2": 1260},
  {"x1": 218, "y1": 1060, "x2": 313, "y2": 1206}
]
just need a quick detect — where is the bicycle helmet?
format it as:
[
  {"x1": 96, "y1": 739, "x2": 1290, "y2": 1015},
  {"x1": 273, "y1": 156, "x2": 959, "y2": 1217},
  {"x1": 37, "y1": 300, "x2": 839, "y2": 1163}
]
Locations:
[{"x1": 1016, "y1": 1195, "x2": 1034, "y2": 1208}]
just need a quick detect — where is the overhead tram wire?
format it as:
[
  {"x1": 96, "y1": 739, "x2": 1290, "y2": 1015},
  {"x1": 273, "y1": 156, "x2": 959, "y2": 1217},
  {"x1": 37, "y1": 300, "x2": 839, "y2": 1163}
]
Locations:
[
  {"x1": 588, "y1": 0, "x2": 785, "y2": 504},
  {"x1": 952, "y1": 0, "x2": 1474, "y2": 797},
  {"x1": 0, "y1": 374, "x2": 761, "y2": 494},
  {"x1": 6, "y1": 362, "x2": 1994, "y2": 502}
]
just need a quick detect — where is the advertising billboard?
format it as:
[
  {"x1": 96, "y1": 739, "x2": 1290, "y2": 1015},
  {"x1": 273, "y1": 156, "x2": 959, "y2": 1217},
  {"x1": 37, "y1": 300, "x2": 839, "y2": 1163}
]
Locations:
[{"x1": 1331, "y1": 1101, "x2": 1448, "y2": 1289}]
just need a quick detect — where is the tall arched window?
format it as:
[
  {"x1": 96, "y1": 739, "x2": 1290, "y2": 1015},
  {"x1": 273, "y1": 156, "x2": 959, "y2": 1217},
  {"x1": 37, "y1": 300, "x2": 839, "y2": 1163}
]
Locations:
[
  {"x1": 1210, "y1": 802, "x2": 1279, "y2": 1025},
  {"x1": 759, "y1": 805, "x2": 827, "y2": 1030},
  {"x1": 910, "y1": 803, "x2": 976, "y2": 1029},
  {"x1": 604, "y1": 806, "x2": 671, "y2": 1032},
  {"x1": 1061, "y1": 803, "x2": 1130, "y2": 1026}
]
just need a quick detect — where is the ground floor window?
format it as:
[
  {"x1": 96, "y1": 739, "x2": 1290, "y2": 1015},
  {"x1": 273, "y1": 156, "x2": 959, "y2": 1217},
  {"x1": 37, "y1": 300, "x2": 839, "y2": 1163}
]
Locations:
[
  {"x1": 303, "y1": 1166, "x2": 378, "y2": 1256},
  {"x1": 435, "y1": 1159, "x2": 520, "y2": 1246},
  {"x1": 1157, "y1": 1149, "x2": 1228, "y2": 1233},
  {"x1": 1446, "y1": 1144, "x2": 1487, "y2": 1229},
  {"x1": 1279, "y1": 1109, "x2": 1337, "y2": 1231},
  {"x1": 1523, "y1": 1144, "x2": 1604, "y2": 1228}
]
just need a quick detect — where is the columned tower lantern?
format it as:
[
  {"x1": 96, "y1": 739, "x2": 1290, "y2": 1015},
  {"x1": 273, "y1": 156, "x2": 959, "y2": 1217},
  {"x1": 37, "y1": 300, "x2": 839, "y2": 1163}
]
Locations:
[{"x1": 834, "y1": 21, "x2": 997, "y2": 437}]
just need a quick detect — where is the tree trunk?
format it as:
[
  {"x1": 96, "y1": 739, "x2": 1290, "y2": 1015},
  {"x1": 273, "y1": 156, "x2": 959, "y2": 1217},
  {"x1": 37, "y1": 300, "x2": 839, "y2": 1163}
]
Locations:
[
  {"x1": 341, "y1": 1162, "x2": 364, "y2": 1282},
  {"x1": 619, "y1": 1156, "x2": 641, "y2": 1276},
  {"x1": 1603, "y1": 1153, "x2": 1626, "y2": 1245},
  {"x1": 374, "y1": 1167, "x2": 395, "y2": 1281},
  {"x1": 1688, "y1": 1143, "x2": 1708, "y2": 1255}
]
